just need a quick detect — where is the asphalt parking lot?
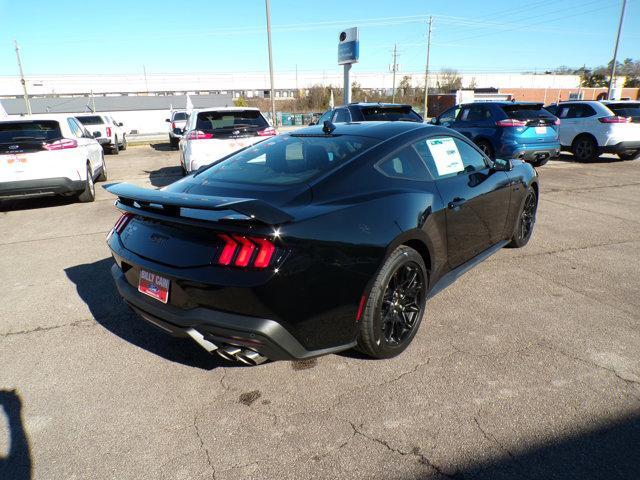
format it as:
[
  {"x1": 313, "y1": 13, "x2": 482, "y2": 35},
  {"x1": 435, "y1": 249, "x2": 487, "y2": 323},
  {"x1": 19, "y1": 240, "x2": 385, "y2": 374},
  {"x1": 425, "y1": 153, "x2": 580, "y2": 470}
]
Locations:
[{"x1": 1, "y1": 144, "x2": 639, "y2": 479}]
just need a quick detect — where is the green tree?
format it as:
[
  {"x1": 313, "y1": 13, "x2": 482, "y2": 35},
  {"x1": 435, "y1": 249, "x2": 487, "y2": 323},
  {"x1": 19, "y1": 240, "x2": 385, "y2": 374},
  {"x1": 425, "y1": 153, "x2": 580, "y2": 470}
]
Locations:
[{"x1": 233, "y1": 97, "x2": 248, "y2": 107}]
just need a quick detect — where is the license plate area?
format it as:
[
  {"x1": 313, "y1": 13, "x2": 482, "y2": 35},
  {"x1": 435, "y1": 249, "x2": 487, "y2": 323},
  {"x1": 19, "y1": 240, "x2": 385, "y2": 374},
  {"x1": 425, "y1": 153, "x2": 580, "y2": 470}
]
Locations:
[
  {"x1": 138, "y1": 269, "x2": 170, "y2": 303},
  {"x1": 535, "y1": 126, "x2": 547, "y2": 134}
]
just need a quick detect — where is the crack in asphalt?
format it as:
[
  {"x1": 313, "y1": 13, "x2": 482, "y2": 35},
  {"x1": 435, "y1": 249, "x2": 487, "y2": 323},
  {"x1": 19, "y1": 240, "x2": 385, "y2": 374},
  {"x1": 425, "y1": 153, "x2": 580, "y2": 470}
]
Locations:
[
  {"x1": 473, "y1": 414, "x2": 515, "y2": 461},
  {"x1": 537, "y1": 342, "x2": 640, "y2": 396},
  {"x1": 0, "y1": 318, "x2": 94, "y2": 337},
  {"x1": 0, "y1": 230, "x2": 110, "y2": 246},
  {"x1": 193, "y1": 413, "x2": 216, "y2": 480},
  {"x1": 348, "y1": 421, "x2": 460, "y2": 479},
  {"x1": 450, "y1": 342, "x2": 534, "y2": 359}
]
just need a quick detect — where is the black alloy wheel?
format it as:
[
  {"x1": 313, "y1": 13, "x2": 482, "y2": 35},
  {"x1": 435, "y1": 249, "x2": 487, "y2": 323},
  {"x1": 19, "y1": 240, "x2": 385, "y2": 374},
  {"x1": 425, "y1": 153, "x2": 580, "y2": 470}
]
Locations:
[
  {"x1": 357, "y1": 245, "x2": 428, "y2": 358},
  {"x1": 572, "y1": 136, "x2": 597, "y2": 162},
  {"x1": 508, "y1": 187, "x2": 537, "y2": 248}
]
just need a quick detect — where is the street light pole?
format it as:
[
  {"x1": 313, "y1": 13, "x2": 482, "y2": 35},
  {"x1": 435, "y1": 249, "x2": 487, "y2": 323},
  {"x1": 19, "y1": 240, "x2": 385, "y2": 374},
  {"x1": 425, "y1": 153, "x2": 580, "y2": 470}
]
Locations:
[
  {"x1": 607, "y1": 0, "x2": 627, "y2": 100},
  {"x1": 14, "y1": 40, "x2": 31, "y2": 115},
  {"x1": 265, "y1": 0, "x2": 277, "y2": 127},
  {"x1": 391, "y1": 44, "x2": 398, "y2": 103},
  {"x1": 422, "y1": 17, "x2": 433, "y2": 118}
]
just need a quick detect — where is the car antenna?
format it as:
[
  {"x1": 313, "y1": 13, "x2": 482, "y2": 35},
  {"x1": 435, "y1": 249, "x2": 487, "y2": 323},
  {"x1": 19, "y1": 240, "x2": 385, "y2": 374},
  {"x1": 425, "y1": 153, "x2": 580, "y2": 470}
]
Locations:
[{"x1": 322, "y1": 120, "x2": 336, "y2": 135}]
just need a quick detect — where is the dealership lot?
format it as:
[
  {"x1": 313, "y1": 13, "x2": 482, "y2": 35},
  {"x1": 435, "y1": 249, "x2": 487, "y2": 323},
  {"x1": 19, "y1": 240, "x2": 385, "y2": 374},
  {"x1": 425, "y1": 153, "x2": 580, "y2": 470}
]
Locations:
[{"x1": 1, "y1": 145, "x2": 639, "y2": 479}]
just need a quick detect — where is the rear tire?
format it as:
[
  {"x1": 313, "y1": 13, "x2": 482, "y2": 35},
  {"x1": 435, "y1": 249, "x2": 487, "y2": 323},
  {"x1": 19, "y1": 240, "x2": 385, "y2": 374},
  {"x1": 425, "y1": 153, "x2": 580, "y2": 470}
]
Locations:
[
  {"x1": 572, "y1": 135, "x2": 598, "y2": 162},
  {"x1": 120, "y1": 135, "x2": 127, "y2": 151},
  {"x1": 475, "y1": 140, "x2": 494, "y2": 160},
  {"x1": 170, "y1": 137, "x2": 180, "y2": 150},
  {"x1": 617, "y1": 150, "x2": 640, "y2": 160},
  {"x1": 530, "y1": 157, "x2": 549, "y2": 167},
  {"x1": 357, "y1": 246, "x2": 428, "y2": 359},
  {"x1": 97, "y1": 154, "x2": 107, "y2": 182},
  {"x1": 507, "y1": 186, "x2": 537, "y2": 248},
  {"x1": 111, "y1": 137, "x2": 120, "y2": 155},
  {"x1": 78, "y1": 165, "x2": 96, "y2": 203}
]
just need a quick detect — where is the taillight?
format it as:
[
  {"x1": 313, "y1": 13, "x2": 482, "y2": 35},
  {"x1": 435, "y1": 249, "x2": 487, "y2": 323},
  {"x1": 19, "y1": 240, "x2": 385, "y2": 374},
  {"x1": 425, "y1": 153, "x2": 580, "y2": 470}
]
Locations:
[
  {"x1": 106, "y1": 127, "x2": 112, "y2": 137},
  {"x1": 43, "y1": 138, "x2": 78, "y2": 150},
  {"x1": 171, "y1": 122, "x2": 176, "y2": 130},
  {"x1": 257, "y1": 126, "x2": 277, "y2": 136},
  {"x1": 217, "y1": 234, "x2": 276, "y2": 269},
  {"x1": 187, "y1": 130, "x2": 214, "y2": 140},
  {"x1": 496, "y1": 119, "x2": 527, "y2": 127},
  {"x1": 598, "y1": 116, "x2": 630, "y2": 124},
  {"x1": 113, "y1": 212, "x2": 133, "y2": 235}
]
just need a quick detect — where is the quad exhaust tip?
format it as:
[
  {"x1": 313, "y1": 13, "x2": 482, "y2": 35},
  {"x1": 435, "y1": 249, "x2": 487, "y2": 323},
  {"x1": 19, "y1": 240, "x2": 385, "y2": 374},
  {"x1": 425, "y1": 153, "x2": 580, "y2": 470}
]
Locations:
[{"x1": 216, "y1": 344, "x2": 268, "y2": 366}]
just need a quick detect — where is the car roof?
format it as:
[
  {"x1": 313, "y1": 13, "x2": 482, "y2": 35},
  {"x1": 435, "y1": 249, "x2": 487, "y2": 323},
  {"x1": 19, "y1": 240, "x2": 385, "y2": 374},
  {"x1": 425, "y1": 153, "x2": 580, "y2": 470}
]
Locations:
[
  {"x1": 0, "y1": 114, "x2": 79, "y2": 122},
  {"x1": 461, "y1": 101, "x2": 543, "y2": 107},
  {"x1": 192, "y1": 107, "x2": 260, "y2": 113},
  {"x1": 288, "y1": 121, "x2": 444, "y2": 140},
  {"x1": 601, "y1": 99, "x2": 640, "y2": 104},
  {"x1": 347, "y1": 102, "x2": 413, "y2": 108}
]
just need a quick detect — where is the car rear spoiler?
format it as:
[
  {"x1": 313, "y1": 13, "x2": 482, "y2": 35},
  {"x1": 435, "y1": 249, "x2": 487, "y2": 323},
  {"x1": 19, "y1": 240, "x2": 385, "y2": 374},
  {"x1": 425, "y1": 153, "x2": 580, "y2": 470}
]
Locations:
[{"x1": 103, "y1": 183, "x2": 294, "y2": 225}]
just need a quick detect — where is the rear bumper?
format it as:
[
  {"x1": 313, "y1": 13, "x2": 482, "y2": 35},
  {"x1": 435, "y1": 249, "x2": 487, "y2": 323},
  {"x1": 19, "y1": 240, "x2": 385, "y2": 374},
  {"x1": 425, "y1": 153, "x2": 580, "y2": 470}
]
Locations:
[
  {"x1": 500, "y1": 142, "x2": 560, "y2": 161},
  {"x1": 0, "y1": 177, "x2": 84, "y2": 198},
  {"x1": 111, "y1": 264, "x2": 356, "y2": 361},
  {"x1": 600, "y1": 141, "x2": 640, "y2": 153}
]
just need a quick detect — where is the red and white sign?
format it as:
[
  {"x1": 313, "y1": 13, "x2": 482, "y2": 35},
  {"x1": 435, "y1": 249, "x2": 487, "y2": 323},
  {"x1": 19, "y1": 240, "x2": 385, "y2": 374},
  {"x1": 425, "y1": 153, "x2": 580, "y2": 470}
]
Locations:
[{"x1": 138, "y1": 269, "x2": 170, "y2": 304}]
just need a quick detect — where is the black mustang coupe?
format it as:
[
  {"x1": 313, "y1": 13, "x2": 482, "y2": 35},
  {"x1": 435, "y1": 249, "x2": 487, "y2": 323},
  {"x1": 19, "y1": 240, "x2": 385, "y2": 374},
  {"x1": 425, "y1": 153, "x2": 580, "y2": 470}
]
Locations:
[{"x1": 105, "y1": 121, "x2": 538, "y2": 365}]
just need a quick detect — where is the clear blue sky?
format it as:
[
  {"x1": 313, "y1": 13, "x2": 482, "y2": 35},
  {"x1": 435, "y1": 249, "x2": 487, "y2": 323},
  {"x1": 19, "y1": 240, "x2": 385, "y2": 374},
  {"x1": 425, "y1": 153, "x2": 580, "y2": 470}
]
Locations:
[{"x1": 0, "y1": 0, "x2": 638, "y2": 76}]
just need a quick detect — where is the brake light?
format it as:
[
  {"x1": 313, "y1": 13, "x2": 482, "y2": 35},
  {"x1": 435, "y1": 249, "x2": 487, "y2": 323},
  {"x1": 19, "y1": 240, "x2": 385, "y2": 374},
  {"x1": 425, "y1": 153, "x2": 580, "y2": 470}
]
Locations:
[
  {"x1": 257, "y1": 126, "x2": 277, "y2": 136},
  {"x1": 598, "y1": 116, "x2": 630, "y2": 124},
  {"x1": 496, "y1": 119, "x2": 527, "y2": 127},
  {"x1": 187, "y1": 130, "x2": 214, "y2": 140},
  {"x1": 217, "y1": 234, "x2": 276, "y2": 269},
  {"x1": 171, "y1": 122, "x2": 176, "y2": 130},
  {"x1": 42, "y1": 138, "x2": 78, "y2": 150},
  {"x1": 106, "y1": 127, "x2": 112, "y2": 137},
  {"x1": 113, "y1": 212, "x2": 133, "y2": 235}
]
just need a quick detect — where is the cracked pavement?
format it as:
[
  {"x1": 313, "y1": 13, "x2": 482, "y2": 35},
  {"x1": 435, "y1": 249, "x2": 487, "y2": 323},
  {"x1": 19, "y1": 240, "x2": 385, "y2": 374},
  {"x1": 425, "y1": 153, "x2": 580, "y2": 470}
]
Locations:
[{"x1": 1, "y1": 147, "x2": 639, "y2": 479}]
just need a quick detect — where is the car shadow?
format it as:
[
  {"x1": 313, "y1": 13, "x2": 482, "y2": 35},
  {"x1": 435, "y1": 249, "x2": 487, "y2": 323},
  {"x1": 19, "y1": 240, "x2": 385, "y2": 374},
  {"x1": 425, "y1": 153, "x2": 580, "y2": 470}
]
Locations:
[
  {"x1": 150, "y1": 142, "x2": 177, "y2": 152},
  {"x1": 413, "y1": 413, "x2": 640, "y2": 479},
  {"x1": 64, "y1": 257, "x2": 229, "y2": 370},
  {"x1": 0, "y1": 195, "x2": 77, "y2": 212},
  {"x1": 144, "y1": 166, "x2": 183, "y2": 188},
  {"x1": 0, "y1": 390, "x2": 32, "y2": 480},
  {"x1": 554, "y1": 152, "x2": 623, "y2": 164}
]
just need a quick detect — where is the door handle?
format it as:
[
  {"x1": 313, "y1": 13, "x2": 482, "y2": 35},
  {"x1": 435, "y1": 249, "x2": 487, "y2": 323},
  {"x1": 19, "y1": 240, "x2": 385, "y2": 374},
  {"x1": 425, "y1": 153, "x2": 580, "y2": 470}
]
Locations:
[{"x1": 448, "y1": 197, "x2": 466, "y2": 210}]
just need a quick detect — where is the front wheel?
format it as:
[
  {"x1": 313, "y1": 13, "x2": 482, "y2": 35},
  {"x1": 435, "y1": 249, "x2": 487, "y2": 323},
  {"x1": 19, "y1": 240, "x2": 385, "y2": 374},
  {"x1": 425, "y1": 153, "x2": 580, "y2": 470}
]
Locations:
[
  {"x1": 357, "y1": 246, "x2": 428, "y2": 359},
  {"x1": 507, "y1": 186, "x2": 537, "y2": 248},
  {"x1": 617, "y1": 150, "x2": 640, "y2": 161}
]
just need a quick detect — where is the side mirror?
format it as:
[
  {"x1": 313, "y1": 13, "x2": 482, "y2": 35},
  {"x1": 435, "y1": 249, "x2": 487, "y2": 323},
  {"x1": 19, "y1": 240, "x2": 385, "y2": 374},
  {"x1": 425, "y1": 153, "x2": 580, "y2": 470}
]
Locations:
[
  {"x1": 117, "y1": 122, "x2": 124, "y2": 127},
  {"x1": 93, "y1": 131, "x2": 101, "y2": 138},
  {"x1": 430, "y1": 117, "x2": 438, "y2": 125},
  {"x1": 165, "y1": 118, "x2": 171, "y2": 123},
  {"x1": 492, "y1": 158, "x2": 512, "y2": 172}
]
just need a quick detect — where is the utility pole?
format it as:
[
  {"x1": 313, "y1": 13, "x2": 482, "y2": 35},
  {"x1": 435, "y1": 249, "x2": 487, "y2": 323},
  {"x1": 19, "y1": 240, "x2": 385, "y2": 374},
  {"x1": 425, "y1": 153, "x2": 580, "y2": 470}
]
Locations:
[
  {"x1": 143, "y1": 65, "x2": 149, "y2": 93},
  {"x1": 391, "y1": 44, "x2": 398, "y2": 103},
  {"x1": 607, "y1": 0, "x2": 627, "y2": 100},
  {"x1": 14, "y1": 40, "x2": 31, "y2": 115},
  {"x1": 265, "y1": 0, "x2": 277, "y2": 127},
  {"x1": 90, "y1": 90, "x2": 96, "y2": 112},
  {"x1": 422, "y1": 16, "x2": 433, "y2": 118}
]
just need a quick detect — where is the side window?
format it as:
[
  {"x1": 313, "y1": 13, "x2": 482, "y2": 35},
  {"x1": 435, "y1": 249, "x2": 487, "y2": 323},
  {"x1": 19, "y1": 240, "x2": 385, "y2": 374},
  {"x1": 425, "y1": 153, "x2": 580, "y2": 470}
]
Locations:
[
  {"x1": 333, "y1": 109, "x2": 350, "y2": 123},
  {"x1": 438, "y1": 106, "x2": 460, "y2": 124},
  {"x1": 460, "y1": 105, "x2": 490, "y2": 122},
  {"x1": 564, "y1": 104, "x2": 595, "y2": 118},
  {"x1": 545, "y1": 105, "x2": 558, "y2": 116},
  {"x1": 67, "y1": 118, "x2": 84, "y2": 138},
  {"x1": 413, "y1": 136, "x2": 488, "y2": 180},
  {"x1": 375, "y1": 146, "x2": 430, "y2": 181}
]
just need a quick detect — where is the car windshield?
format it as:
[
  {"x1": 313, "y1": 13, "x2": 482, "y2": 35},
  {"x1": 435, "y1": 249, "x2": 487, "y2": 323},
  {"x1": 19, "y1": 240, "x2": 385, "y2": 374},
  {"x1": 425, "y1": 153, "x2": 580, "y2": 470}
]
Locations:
[
  {"x1": 196, "y1": 110, "x2": 268, "y2": 132},
  {"x1": 360, "y1": 106, "x2": 422, "y2": 122},
  {"x1": 195, "y1": 134, "x2": 376, "y2": 186},
  {"x1": 0, "y1": 121, "x2": 62, "y2": 143},
  {"x1": 172, "y1": 112, "x2": 188, "y2": 121},
  {"x1": 501, "y1": 104, "x2": 555, "y2": 121},
  {"x1": 77, "y1": 116, "x2": 104, "y2": 125},
  {"x1": 606, "y1": 103, "x2": 640, "y2": 118}
]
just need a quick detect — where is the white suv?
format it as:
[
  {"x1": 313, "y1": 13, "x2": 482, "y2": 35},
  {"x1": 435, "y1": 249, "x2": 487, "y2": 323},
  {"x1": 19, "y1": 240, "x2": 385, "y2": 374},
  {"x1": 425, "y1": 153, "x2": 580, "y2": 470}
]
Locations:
[
  {"x1": 0, "y1": 115, "x2": 106, "y2": 202},
  {"x1": 544, "y1": 101, "x2": 640, "y2": 161},
  {"x1": 77, "y1": 114, "x2": 127, "y2": 154},
  {"x1": 179, "y1": 107, "x2": 275, "y2": 174}
]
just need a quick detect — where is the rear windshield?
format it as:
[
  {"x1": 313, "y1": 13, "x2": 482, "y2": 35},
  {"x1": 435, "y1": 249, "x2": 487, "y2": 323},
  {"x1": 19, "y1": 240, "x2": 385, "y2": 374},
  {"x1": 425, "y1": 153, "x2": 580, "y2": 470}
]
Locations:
[
  {"x1": 0, "y1": 121, "x2": 62, "y2": 143},
  {"x1": 606, "y1": 103, "x2": 640, "y2": 117},
  {"x1": 360, "y1": 106, "x2": 422, "y2": 122},
  {"x1": 195, "y1": 134, "x2": 375, "y2": 186},
  {"x1": 77, "y1": 116, "x2": 104, "y2": 125},
  {"x1": 172, "y1": 112, "x2": 188, "y2": 121},
  {"x1": 196, "y1": 110, "x2": 268, "y2": 132},
  {"x1": 501, "y1": 104, "x2": 555, "y2": 121}
]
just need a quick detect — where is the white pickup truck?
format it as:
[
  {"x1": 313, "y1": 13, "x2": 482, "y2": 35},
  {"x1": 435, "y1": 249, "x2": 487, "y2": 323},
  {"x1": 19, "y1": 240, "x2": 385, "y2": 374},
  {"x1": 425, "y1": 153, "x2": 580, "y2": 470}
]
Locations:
[
  {"x1": 77, "y1": 114, "x2": 127, "y2": 154},
  {"x1": 166, "y1": 110, "x2": 188, "y2": 149}
]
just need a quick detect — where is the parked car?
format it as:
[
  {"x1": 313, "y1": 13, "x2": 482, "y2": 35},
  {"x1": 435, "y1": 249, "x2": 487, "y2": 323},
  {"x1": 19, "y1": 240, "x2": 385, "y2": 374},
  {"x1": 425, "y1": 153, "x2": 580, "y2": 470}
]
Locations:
[
  {"x1": 431, "y1": 102, "x2": 560, "y2": 167},
  {"x1": 544, "y1": 101, "x2": 640, "y2": 161},
  {"x1": 166, "y1": 110, "x2": 188, "y2": 149},
  {"x1": 76, "y1": 114, "x2": 127, "y2": 154},
  {"x1": 313, "y1": 103, "x2": 423, "y2": 125},
  {"x1": 178, "y1": 107, "x2": 276, "y2": 175},
  {"x1": 104, "y1": 120, "x2": 538, "y2": 365},
  {"x1": 0, "y1": 114, "x2": 106, "y2": 202}
]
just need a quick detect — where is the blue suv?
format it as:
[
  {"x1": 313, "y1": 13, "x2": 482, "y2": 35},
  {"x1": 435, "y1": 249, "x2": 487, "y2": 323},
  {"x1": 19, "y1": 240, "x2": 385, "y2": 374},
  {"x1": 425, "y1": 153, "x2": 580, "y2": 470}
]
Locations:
[{"x1": 431, "y1": 102, "x2": 560, "y2": 166}]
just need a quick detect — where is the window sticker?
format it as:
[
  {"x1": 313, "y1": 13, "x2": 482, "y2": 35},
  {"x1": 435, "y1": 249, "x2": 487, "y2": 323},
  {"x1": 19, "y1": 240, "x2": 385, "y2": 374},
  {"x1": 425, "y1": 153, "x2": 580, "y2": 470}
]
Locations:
[{"x1": 426, "y1": 138, "x2": 464, "y2": 176}]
